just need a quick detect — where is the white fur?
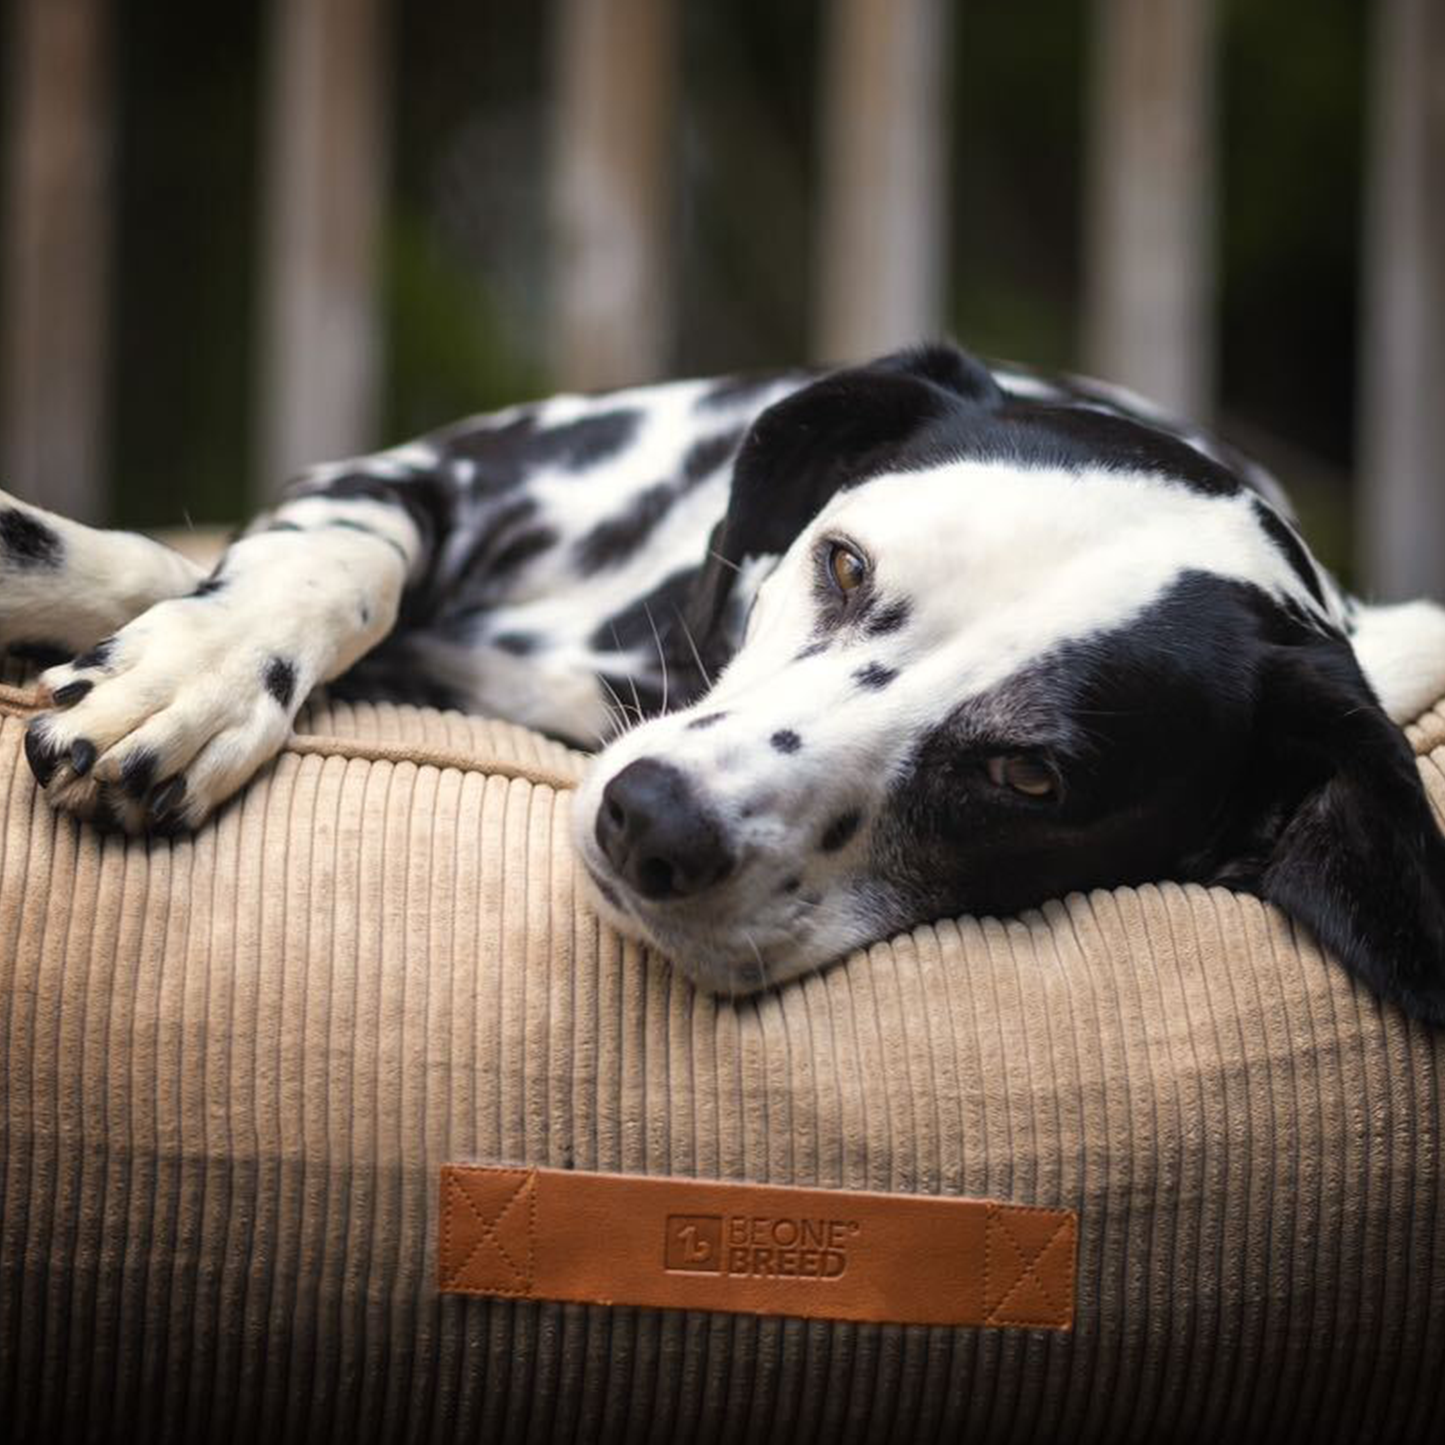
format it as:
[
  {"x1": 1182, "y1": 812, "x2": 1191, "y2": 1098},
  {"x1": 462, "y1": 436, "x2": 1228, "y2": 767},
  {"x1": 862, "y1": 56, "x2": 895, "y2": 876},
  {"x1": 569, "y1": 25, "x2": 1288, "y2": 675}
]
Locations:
[
  {"x1": 1351, "y1": 599, "x2": 1445, "y2": 723},
  {"x1": 0, "y1": 490, "x2": 201, "y2": 652}
]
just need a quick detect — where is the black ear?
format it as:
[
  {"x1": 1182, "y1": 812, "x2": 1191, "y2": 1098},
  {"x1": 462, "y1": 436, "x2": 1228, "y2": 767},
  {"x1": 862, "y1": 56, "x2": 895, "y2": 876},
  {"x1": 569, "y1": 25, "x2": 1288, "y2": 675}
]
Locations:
[
  {"x1": 1228, "y1": 641, "x2": 1445, "y2": 1024},
  {"x1": 684, "y1": 343, "x2": 1000, "y2": 661}
]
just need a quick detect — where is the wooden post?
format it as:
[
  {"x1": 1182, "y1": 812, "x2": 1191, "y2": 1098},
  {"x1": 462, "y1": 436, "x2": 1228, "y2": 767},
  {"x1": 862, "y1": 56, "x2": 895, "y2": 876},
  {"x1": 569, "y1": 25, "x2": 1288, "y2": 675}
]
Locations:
[
  {"x1": 1359, "y1": 0, "x2": 1445, "y2": 601},
  {"x1": 258, "y1": 0, "x2": 387, "y2": 493},
  {"x1": 1, "y1": 0, "x2": 111, "y2": 521},
  {"x1": 549, "y1": 0, "x2": 676, "y2": 392},
  {"x1": 813, "y1": 0, "x2": 951, "y2": 364},
  {"x1": 1084, "y1": 0, "x2": 1216, "y2": 419}
]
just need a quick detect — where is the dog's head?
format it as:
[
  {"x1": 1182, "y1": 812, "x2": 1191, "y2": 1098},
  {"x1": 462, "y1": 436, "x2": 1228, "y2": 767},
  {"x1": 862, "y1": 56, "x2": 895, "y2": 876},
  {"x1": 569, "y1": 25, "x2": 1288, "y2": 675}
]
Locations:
[{"x1": 574, "y1": 345, "x2": 1445, "y2": 1022}]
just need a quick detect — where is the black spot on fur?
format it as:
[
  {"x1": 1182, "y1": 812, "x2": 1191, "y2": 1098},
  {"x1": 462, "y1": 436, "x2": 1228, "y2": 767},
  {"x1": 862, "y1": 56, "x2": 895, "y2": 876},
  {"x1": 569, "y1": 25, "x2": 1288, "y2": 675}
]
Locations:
[
  {"x1": 0, "y1": 508, "x2": 63, "y2": 567},
  {"x1": 795, "y1": 640, "x2": 829, "y2": 661},
  {"x1": 865, "y1": 598, "x2": 912, "y2": 636},
  {"x1": 682, "y1": 429, "x2": 745, "y2": 486},
  {"x1": 820, "y1": 810, "x2": 862, "y2": 852},
  {"x1": 1253, "y1": 500, "x2": 1326, "y2": 606},
  {"x1": 24, "y1": 722, "x2": 61, "y2": 786},
  {"x1": 73, "y1": 638, "x2": 115, "y2": 670},
  {"x1": 687, "y1": 711, "x2": 727, "y2": 731},
  {"x1": 264, "y1": 656, "x2": 297, "y2": 709},
  {"x1": 438, "y1": 408, "x2": 642, "y2": 491},
  {"x1": 490, "y1": 525, "x2": 558, "y2": 576},
  {"x1": 193, "y1": 576, "x2": 226, "y2": 598},
  {"x1": 263, "y1": 520, "x2": 304, "y2": 533},
  {"x1": 451, "y1": 496, "x2": 539, "y2": 585},
  {"x1": 319, "y1": 472, "x2": 456, "y2": 566},
  {"x1": 771, "y1": 729, "x2": 802, "y2": 754},
  {"x1": 537, "y1": 409, "x2": 643, "y2": 470},
  {"x1": 120, "y1": 748, "x2": 159, "y2": 799},
  {"x1": 51, "y1": 680, "x2": 92, "y2": 708},
  {"x1": 491, "y1": 631, "x2": 537, "y2": 656},
  {"x1": 854, "y1": 661, "x2": 898, "y2": 690},
  {"x1": 573, "y1": 482, "x2": 675, "y2": 574},
  {"x1": 781, "y1": 876, "x2": 802, "y2": 894}
]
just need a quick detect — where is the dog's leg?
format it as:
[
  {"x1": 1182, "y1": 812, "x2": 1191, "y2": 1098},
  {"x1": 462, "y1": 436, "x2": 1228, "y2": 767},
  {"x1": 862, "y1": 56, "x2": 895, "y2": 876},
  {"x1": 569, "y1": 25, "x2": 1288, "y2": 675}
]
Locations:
[
  {"x1": 0, "y1": 490, "x2": 203, "y2": 661},
  {"x1": 23, "y1": 477, "x2": 431, "y2": 833}
]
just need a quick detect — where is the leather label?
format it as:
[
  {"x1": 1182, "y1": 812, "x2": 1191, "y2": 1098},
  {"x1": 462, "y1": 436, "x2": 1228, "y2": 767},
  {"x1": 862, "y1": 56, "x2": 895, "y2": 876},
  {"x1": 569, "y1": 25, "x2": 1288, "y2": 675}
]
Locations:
[{"x1": 438, "y1": 1165, "x2": 1075, "y2": 1330}]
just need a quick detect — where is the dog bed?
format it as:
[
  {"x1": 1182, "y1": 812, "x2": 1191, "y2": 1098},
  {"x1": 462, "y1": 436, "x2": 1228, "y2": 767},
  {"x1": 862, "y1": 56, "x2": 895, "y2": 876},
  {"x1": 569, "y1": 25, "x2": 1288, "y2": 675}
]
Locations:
[{"x1": 1, "y1": 677, "x2": 1443, "y2": 1444}]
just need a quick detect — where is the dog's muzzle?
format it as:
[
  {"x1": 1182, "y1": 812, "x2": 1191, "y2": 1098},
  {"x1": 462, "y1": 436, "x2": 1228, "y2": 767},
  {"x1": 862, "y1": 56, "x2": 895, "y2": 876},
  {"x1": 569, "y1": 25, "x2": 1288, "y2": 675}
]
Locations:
[{"x1": 594, "y1": 759, "x2": 736, "y2": 901}]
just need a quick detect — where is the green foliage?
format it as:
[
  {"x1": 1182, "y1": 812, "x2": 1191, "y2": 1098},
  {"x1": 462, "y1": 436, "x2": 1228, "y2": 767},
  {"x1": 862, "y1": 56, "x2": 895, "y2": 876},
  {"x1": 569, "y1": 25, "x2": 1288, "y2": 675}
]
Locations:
[{"x1": 383, "y1": 209, "x2": 542, "y2": 445}]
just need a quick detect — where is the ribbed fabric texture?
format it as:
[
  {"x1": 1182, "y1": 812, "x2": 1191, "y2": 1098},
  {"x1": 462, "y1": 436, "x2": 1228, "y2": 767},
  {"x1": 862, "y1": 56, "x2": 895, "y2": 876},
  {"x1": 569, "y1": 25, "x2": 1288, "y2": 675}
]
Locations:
[{"x1": 2, "y1": 689, "x2": 1444, "y2": 1444}]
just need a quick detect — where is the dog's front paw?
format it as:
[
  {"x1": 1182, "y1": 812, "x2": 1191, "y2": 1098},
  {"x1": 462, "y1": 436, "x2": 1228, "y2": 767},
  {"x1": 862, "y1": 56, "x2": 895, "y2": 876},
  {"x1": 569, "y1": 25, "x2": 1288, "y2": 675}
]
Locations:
[{"x1": 23, "y1": 598, "x2": 304, "y2": 834}]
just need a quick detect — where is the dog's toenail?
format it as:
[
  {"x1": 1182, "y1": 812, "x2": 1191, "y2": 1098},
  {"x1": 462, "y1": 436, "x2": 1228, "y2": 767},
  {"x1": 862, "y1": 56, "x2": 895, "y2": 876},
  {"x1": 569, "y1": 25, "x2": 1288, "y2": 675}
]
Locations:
[
  {"x1": 73, "y1": 638, "x2": 114, "y2": 670},
  {"x1": 90, "y1": 790, "x2": 119, "y2": 832},
  {"x1": 52, "y1": 680, "x2": 92, "y2": 708},
  {"x1": 121, "y1": 748, "x2": 158, "y2": 799},
  {"x1": 24, "y1": 727, "x2": 59, "y2": 786},
  {"x1": 146, "y1": 775, "x2": 186, "y2": 824},
  {"x1": 70, "y1": 739, "x2": 97, "y2": 776}
]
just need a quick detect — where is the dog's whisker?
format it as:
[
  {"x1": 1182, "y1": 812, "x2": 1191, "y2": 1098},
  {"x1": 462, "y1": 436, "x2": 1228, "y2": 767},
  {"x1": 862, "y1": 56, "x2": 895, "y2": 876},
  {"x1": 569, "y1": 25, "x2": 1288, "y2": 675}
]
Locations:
[
  {"x1": 643, "y1": 602, "x2": 669, "y2": 715},
  {"x1": 742, "y1": 930, "x2": 768, "y2": 990},
  {"x1": 596, "y1": 674, "x2": 638, "y2": 741},
  {"x1": 671, "y1": 606, "x2": 713, "y2": 692},
  {"x1": 601, "y1": 624, "x2": 646, "y2": 731},
  {"x1": 707, "y1": 548, "x2": 742, "y2": 575}
]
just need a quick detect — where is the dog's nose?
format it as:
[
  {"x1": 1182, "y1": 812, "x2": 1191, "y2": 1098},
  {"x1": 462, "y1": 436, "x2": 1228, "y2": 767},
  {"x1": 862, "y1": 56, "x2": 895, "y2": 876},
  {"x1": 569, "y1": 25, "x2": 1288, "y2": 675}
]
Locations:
[{"x1": 596, "y1": 759, "x2": 735, "y2": 900}]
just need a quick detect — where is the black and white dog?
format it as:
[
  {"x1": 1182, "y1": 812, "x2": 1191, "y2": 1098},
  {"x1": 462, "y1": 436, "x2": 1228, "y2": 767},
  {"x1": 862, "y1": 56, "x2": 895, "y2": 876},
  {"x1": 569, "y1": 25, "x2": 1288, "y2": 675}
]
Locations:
[{"x1": 5, "y1": 344, "x2": 1445, "y2": 1019}]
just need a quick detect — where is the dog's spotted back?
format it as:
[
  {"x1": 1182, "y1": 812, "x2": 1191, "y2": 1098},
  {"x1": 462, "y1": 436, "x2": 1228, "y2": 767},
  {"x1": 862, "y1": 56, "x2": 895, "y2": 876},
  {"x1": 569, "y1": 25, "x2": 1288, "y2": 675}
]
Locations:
[{"x1": 6, "y1": 343, "x2": 1445, "y2": 1020}]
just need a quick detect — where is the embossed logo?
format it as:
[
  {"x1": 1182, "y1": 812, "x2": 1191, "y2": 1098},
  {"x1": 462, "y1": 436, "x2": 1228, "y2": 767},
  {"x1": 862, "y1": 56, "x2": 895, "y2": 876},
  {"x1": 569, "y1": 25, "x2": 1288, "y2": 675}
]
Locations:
[
  {"x1": 665, "y1": 1213, "x2": 858, "y2": 1280},
  {"x1": 665, "y1": 1215, "x2": 724, "y2": 1272}
]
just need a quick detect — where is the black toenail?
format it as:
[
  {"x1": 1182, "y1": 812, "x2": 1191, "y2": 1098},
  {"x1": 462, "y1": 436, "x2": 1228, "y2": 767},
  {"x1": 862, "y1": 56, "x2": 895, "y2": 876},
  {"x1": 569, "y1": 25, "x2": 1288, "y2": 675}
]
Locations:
[
  {"x1": 146, "y1": 775, "x2": 186, "y2": 824},
  {"x1": 73, "y1": 638, "x2": 114, "y2": 670},
  {"x1": 90, "y1": 790, "x2": 120, "y2": 832},
  {"x1": 24, "y1": 726, "x2": 59, "y2": 787},
  {"x1": 121, "y1": 748, "x2": 158, "y2": 799},
  {"x1": 52, "y1": 680, "x2": 92, "y2": 708},
  {"x1": 70, "y1": 739, "x2": 97, "y2": 776}
]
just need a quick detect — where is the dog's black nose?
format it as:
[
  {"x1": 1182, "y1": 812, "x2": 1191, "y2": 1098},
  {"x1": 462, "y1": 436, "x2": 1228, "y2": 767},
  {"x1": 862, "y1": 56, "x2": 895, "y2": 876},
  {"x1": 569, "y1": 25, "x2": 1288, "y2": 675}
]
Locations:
[{"x1": 596, "y1": 759, "x2": 735, "y2": 900}]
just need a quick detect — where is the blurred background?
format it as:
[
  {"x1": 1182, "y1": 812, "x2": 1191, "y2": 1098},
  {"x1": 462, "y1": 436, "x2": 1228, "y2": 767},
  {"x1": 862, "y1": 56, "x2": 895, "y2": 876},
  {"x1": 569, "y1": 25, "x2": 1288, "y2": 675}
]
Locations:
[{"x1": 1, "y1": 0, "x2": 1441, "y2": 596}]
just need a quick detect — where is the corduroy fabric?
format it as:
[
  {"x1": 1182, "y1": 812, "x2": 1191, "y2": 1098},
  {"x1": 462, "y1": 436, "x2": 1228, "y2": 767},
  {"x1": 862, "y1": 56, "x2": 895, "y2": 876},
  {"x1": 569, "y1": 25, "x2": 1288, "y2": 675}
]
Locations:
[{"x1": 2, "y1": 684, "x2": 1444, "y2": 1444}]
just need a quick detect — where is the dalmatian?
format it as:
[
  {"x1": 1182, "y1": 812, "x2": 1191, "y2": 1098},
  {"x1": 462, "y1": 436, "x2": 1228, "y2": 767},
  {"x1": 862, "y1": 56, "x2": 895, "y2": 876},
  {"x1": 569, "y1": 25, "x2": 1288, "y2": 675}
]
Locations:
[{"x1": 5, "y1": 343, "x2": 1445, "y2": 1019}]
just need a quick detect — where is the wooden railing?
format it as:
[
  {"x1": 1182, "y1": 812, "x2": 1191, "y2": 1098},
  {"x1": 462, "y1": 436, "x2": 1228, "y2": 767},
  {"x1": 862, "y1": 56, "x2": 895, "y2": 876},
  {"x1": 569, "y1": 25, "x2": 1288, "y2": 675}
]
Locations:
[{"x1": 1, "y1": 0, "x2": 1440, "y2": 597}]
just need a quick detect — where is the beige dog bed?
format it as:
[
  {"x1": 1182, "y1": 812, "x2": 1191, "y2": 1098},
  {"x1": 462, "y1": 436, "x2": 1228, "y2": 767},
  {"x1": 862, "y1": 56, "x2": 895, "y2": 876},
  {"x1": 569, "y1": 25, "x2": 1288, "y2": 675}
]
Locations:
[{"x1": 2, "y1": 679, "x2": 1443, "y2": 1443}]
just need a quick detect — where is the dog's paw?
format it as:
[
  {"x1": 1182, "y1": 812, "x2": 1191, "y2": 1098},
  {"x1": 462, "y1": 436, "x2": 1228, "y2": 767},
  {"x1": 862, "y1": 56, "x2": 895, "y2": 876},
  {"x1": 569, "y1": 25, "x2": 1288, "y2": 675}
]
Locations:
[{"x1": 23, "y1": 597, "x2": 304, "y2": 834}]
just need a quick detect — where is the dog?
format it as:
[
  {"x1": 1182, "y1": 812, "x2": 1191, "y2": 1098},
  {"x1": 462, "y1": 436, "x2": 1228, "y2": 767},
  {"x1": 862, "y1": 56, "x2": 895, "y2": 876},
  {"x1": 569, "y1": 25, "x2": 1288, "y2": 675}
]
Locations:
[{"x1": 5, "y1": 343, "x2": 1445, "y2": 1020}]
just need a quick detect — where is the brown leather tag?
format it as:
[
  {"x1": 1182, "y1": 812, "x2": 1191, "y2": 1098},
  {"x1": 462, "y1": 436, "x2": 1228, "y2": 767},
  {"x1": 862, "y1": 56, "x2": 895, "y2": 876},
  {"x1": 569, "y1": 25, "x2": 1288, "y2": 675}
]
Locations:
[{"x1": 438, "y1": 1165, "x2": 1075, "y2": 1330}]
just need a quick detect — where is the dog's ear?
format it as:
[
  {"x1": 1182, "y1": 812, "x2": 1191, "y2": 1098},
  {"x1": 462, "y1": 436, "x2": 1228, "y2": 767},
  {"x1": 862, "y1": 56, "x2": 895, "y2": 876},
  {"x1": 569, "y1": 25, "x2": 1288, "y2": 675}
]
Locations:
[
  {"x1": 1217, "y1": 638, "x2": 1445, "y2": 1024},
  {"x1": 684, "y1": 343, "x2": 1000, "y2": 661}
]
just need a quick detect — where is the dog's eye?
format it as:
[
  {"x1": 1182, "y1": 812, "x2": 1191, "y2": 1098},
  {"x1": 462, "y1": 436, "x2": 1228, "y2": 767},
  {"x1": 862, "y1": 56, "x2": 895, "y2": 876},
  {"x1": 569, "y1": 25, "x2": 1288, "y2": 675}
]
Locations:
[
  {"x1": 828, "y1": 544, "x2": 867, "y2": 594},
  {"x1": 986, "y1": 754, "x2": 1059, "y2": 799}
]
